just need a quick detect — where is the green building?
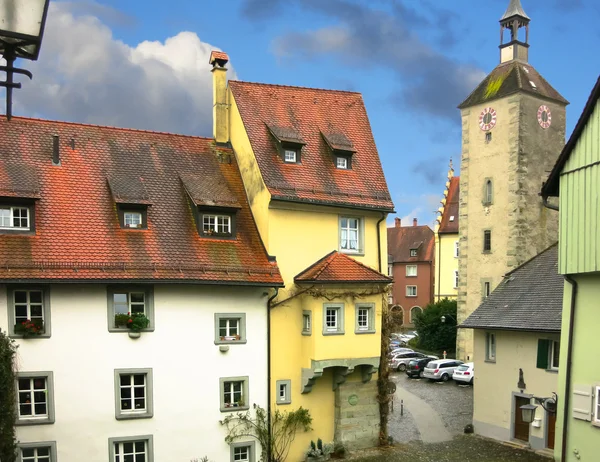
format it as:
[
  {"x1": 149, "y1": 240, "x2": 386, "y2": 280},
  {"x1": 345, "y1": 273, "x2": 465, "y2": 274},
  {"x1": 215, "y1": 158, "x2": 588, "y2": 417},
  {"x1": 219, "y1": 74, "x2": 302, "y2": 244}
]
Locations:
[{"x1": 542, "y1": 75, "x2": 600, "y2": 462}]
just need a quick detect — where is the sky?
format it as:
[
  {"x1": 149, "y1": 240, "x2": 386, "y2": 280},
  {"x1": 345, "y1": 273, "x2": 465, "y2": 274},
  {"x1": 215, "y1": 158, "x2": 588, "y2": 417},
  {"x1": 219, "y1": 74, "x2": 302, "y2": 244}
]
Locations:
[{"x1": 9, "y1": 0, "x2": 600, "y2": 227}]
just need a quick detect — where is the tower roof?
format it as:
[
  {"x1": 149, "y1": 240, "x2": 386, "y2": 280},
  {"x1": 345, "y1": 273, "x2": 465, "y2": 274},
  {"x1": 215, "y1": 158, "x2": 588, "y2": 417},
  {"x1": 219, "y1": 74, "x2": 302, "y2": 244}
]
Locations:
[
  {"x1": 458, "y1": 61, "x2": 568, "y2": 109},
  {"x1": 500, "y1": 0, "x2": 530, "y2": 21}
]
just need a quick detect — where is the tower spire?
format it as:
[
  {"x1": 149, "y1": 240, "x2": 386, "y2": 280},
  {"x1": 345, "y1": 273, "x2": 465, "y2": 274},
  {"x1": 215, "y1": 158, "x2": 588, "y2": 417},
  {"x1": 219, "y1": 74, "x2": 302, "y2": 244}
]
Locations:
[{"x1": 499, "y1": 0, "x2": 530, "y2": 64}]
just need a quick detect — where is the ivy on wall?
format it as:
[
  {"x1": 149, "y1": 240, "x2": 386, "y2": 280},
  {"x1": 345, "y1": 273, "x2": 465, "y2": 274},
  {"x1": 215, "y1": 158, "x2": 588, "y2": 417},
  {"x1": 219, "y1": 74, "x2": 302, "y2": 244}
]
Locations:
[{"x1": 0, "y1": 329, "x2": 17, "y2": 462}]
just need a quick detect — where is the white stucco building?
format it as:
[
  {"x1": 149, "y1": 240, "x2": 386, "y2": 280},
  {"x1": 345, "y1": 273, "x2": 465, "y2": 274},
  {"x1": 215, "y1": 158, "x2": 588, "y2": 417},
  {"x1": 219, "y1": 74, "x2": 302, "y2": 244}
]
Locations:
[{"x1": 0, "y1": 117, "x2": 283, "y2": 462}]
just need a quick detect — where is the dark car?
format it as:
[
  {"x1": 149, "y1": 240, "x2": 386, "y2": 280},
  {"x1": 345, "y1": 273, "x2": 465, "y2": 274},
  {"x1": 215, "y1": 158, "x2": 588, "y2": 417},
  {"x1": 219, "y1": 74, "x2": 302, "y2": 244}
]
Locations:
[{"x1": 405, "y1": 357, "x2": 435, "y2": 378}]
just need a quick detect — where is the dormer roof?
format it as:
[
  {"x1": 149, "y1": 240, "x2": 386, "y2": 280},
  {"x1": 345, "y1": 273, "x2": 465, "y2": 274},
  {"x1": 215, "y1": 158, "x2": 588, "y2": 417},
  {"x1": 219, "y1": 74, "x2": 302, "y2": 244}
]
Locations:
[
  {"x1": 180, "y1": 173, "x2": 241, "y2": 209},
  {"x1": 295, "y1": 250, "x2": 391, "y2": 284},
  {"x1": 107, "y1": 175, "x2": 152, "y2": 205}
]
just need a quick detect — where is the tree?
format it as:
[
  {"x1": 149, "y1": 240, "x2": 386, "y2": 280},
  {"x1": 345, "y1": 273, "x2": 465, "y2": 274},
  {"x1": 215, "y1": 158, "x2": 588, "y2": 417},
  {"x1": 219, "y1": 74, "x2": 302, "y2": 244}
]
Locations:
[
  {"x1": 0, "y1": 329, "x2": 17, "y2": 462},
  {"x1": 413, "y1": 298, "x2": 457, "y2": 354},
  {"x1": 220, "y1": 404, "x2": 312, "y2": 462}
]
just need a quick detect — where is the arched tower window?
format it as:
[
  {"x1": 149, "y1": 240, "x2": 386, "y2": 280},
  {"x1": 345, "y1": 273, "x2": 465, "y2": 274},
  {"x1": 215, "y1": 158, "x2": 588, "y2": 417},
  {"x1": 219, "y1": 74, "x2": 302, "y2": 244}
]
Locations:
[
  {"x1": 410, "y1": 306, "x2": 423, "y2": 323},
  {"x1": 484, "y1": 179, "x2": 493, "y2": 205}
]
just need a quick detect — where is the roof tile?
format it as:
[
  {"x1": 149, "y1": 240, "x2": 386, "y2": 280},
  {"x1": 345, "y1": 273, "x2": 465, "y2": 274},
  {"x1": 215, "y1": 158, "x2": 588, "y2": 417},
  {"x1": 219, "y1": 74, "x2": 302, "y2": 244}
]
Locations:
[{"x1": 295, "y1": 251, "x2": 391, "y2": 284}]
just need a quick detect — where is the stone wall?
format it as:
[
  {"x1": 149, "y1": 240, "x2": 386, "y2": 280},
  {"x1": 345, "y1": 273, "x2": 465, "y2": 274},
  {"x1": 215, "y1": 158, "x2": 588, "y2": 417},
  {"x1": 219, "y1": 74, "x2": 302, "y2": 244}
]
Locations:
[{"x1": 334, "y1": 380, "x2": 379, "y2": 451}]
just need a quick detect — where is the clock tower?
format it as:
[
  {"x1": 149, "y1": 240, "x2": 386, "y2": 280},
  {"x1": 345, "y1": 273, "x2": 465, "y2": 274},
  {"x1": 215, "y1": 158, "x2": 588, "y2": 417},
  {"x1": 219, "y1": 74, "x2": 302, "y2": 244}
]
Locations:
[{"x1": 456, "y1": 0, "x2": 568, "y2": 360}]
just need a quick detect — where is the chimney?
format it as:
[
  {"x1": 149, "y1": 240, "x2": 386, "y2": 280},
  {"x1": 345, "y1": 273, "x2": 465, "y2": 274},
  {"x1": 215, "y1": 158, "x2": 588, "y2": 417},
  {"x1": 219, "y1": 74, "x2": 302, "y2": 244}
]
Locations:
[
  {"x1": 209, "y1": 50, "x2": 230, "y2": 145},
  {"x1": 413, "y1": 218, "x2": 418, "y2": 227},
  {"x1": 52, "y1": 135, "x2": 60, "y2": 165},
  {"x1": 395, "y1": 217, "x2": 401, "y2": 228}
]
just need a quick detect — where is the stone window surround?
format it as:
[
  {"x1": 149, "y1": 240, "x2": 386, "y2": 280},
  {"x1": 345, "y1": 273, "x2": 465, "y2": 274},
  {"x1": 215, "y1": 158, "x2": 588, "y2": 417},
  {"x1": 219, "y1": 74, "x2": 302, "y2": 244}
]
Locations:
[
  {"x1": 17, "y1": 441, "x2": 57, "y2": 462},
  {"x1": 323, "y1": 303, "x2": 345, "y2": 335},
  {"x1": 481, "y1": 278, "x2": 493, "y2": 300},
  {"x1": 107, "y1": 285, "x2": 155, "y2": 333},
  {"x1": 229, "y1": 441, "x2": 256, "y2": 462},
  {"x1": 7, "y1": 285, "x2": 52, "y2": 339},
  {"x1": 114, "y1": 368, "x2": 154, "y2": 420},
  {"x1": 483, "y1": 178, "x2": 494, "y2": 206},
  {"x1": 15, "y1": 371, "x2": 55, "y2": 426},
  {"x1": 276, "y1": 379, "x2": 292, "y2": 405},
  {"x1": 485, "y1": 332, "x2": 496, "y2": 363},
  {"x1": 483, "y1": 229, "x2": 492, "y2": 253},
  {"x1": 406, "y1": 285, "x2": 417, "y2": 297},
  {"x1": 302, "y1": 310, "x2": 312, "y2": 336},
  {"x1": 108, "y1": 435, "x2": 154, "y2": 462},
  {"x1": 593, "y1": 385, "x2": 600, "y2": 428},
  {"x1": 410, "y1": 306, "x2": 422, "y2": 324},
  {"x1": 214, "y1": 313, "x2": 247, "y2": 344},
  {"x1": 453, "y1": 270, "x2": 459, "y2": 289},
  {"x1": 219, "y1": 376, "x2": 250, "y2": 412},
  {"x1": 354, "y1": 303, "x2": 376, "y2": 334}
]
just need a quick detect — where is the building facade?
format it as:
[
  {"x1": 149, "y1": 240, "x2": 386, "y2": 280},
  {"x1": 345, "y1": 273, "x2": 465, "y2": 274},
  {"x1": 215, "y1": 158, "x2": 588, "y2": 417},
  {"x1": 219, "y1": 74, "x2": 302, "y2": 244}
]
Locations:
[
  {"x1": 388, "y1": 218, "x2": 435, "y2": 326},
  {"x1": 542, "y1": 75, "x2": 600, "y2": 462},
  {"x1": 434, "y1": 165, "x2": 459, "y2": 302},
  {"x1": 456, "y1": 0, "x2": 567, "y2": 361},
  {"x1": 0, "y1": 118, "x2": 283, "y2": 462},
  {"x1": 212, "y1": 52, "x2": 394, "y2": 459},
  {"x1": 461, "y1": 245, "x2": 563, "y2": 453}
]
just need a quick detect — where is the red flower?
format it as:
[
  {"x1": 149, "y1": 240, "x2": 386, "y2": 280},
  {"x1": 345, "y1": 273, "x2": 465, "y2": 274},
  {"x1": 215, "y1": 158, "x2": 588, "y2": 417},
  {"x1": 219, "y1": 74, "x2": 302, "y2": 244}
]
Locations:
[{"x1": 128, "y1": 319, "x2": 133, "y2": 323}]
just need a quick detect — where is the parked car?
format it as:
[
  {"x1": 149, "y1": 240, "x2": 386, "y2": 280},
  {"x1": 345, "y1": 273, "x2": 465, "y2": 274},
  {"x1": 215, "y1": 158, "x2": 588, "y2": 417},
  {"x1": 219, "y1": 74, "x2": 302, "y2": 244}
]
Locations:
[
  {"x1": 423, "y1": 359, "x2": 464, "y2": 382},
  {"x1": 405, "y1": 357, "x2": 435, "y2": 379},
  {"x1": 452, "y1": 362, "x2": 474, "y2": 384},
  {"x1": 389, "y1": 352, "x2": 437, "y2": 372},
  {"x1": 389, "y1": 347, "x2": 413, "y2": 356}
]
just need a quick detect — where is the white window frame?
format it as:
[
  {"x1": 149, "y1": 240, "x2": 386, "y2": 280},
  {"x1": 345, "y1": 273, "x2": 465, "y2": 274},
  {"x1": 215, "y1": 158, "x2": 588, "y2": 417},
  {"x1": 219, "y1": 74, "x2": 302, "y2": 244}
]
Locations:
[
  {"x1": 220, "y1": 376, "x2": 250, "y2": 412},
  {"x1": 284, "y1": 149, "x2": 297, "y2": 163},
  {"x1": 355, "y1": 303, "x2": 375, "y2": 334},
  {"x1": 410, "y1": 249, "x2": 418, "y2": 257},
  {"x1": 486, "y1": 332, "x2": 496, "y2": 362},
  {"x1": 18, "y1": 442, "x2": 57, "y2": 462},
  {"x1": 454, "y1": 270, "x2": 459, "y2": 289},
  {"x1": 16, "y1": 371, "x2": 55, "y2": 425},
  {"x1": 0, "y1": 206, "x2": 30, "y2": 230},
  {"x1": 323, "y1": 303, "x2": 345, "y2": 335},
  {"x1": 550, "y1": 340, "x2": 560, "y2": 371},
  {"x1": 594, "y1": 386, "x2": 600, "y2": 426},
  {"x1": 109, "y1": 435, "x2": 154, "y2": 462},
  {"x1": 124, "y1": 212, "x2": 143, "y2": 228},
  {"x1": 9, "y1": 287, "x2": 51, "y2": 338},
  {"x1": 302, "y1": 310, "x2": 312, "y2": 336},
  {"x1": 406, "y1": 265, "x2": 417, "y2": 277},
  {"x1": 114, "y1": 368, "x2": 154, "y2": 420},
  {"x1": 230, "y1": 441, "x2": 256, "y2": 462},
  {"x1": 276, "y1": 379, "x2": 291, "y2": 405},
  {"x1": 202, "y1": 214, "x2": 232, "y2": 234},
  {"x1": 454, "y1": 240, "x2": 459, "y2": 258},
  {"x1": 336, "y1": 157, "x2": 348, "y2": 169},
  {"x1": 406, "y1": 285, "x2": 417, "y2": 297},
  {"x1": 107, "y1": 286, "x2": 154, "y2": 333},
  {"x1": 214, "y1": 313, "x2": 247, "y2": 344},
  {"x1": 339, "y1": 216, "x2": 362, "y2": 254}
]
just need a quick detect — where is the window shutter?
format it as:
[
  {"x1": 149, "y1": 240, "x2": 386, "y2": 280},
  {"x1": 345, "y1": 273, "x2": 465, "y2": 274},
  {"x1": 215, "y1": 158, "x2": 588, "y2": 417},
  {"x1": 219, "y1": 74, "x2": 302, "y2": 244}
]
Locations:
[
  {"x1": 536, "y1": 339, "x2": 550, "y2": 369},
  {"x1": 572, "y1": 385, "x2": 593, "y2": 421}
]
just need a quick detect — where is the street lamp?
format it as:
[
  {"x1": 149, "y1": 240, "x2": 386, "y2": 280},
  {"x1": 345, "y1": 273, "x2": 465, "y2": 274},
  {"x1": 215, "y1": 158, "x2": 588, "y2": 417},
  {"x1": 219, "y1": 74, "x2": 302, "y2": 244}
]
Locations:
[
  {"x1": 441, "y1": 314, "x2": 456, "y2": 323},
  {"x1": 520, "y1": 404, "x2": 538, "y2": 424},
  {"x1": 0, "y1": 0, "x2": 50, "y2": 120}
]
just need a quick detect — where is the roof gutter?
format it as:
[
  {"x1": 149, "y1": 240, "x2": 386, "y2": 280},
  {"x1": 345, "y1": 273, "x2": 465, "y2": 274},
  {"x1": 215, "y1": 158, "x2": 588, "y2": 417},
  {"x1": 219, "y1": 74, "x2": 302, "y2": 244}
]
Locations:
[
  {"x1": 377, "y1": 212, "x2": 386, "y2": 273},
  {"x1": 266, "y1": 287, "x2": 279, "y2": 462},
  {"x1": 561, "y1": 275, "x2": 577, "y2": 462},
  {"x1": 542, "y1": 194, "x2": 559, "y2": 211}
]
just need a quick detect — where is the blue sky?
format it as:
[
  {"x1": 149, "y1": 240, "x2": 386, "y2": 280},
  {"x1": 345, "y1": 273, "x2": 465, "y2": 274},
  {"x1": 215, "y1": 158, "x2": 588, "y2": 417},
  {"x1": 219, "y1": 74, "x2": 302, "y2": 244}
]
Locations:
[{"x1": 13, "y1": 0, "x2": 600, "y2": 226}]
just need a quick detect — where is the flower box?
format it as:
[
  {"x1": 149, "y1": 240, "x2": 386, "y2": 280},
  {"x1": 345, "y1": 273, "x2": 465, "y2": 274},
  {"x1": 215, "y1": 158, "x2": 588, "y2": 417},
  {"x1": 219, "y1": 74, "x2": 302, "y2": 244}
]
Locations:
[{"x1": 14, "y1": 319, "x2": 44, "y2": 337}]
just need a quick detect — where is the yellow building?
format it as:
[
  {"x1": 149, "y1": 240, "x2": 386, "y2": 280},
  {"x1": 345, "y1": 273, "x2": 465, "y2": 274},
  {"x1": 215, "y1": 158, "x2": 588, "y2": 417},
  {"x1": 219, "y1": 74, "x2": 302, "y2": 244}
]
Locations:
[{"x1": 209, "y1": 51, "x2": 394, "y2": 459}]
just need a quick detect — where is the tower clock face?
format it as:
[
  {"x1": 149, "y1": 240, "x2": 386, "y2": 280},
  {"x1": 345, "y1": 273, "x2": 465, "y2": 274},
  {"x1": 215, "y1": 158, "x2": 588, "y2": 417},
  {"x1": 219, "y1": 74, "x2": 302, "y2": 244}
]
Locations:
[
  {"x1": 537, "y1": 105, "x2": 552, "y2": 129},
  {"x1": 479, "y1": 107, "x2": 497, "y2": 131}
]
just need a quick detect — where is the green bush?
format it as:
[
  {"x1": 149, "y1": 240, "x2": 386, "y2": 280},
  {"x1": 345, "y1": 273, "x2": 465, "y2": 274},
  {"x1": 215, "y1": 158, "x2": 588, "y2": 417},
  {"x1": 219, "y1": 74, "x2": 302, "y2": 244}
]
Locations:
[{"x1": 413, "y1": 298, "x2": 457, "y2": 355}]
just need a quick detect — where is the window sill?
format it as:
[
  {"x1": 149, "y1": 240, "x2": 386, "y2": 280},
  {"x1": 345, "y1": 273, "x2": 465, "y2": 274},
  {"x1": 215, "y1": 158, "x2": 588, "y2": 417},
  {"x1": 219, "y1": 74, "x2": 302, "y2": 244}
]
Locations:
[
  {"x1": 355, "y1": 329, "x2": 376, "y2": 335},
  {"x1": 220, "y1": 405, "x2": 249, "y2": 413},
  {"x1": 322, "y1": 331, "x2": 345, "y2": 336},
  {"x1": 545, "y1": 369, "x2": 559, "y2": 374},
  {"x1": 116, "y1": 412, "x2": 153, "y2": 420},
  {"x1": 109, "y1": 327, "x2": 155, "y2": 333},
  {"x1": 340, "y1": 250, "x2": 365, "y2": 257},
  {"x1": 276, "y1": 400, "x2": 291, "y2": 405},
  {"x1": 484, "y1": 359, "x2": 496, "y2": 364},
  {"x1": 9, "y1": 333, "x2": 51, "y2": 339},
  {"x1": 301, "y1": 331, "x2": 312, "y2": 336},
  {"x1": 214, "y1": 339, "x2": 247, "y2": 345},
  {"x1": 482, "y1": 251, "x2": 492, "y2": 255},
  {"x1": 406, "y1": 295, "x2": 418, "y2": 298},
  {"x1": 406, "y1": 275, "x2": 418, "y2": 278},
  {"x1": 16, "y1": 417, "x2": 54, "y2": 426}
]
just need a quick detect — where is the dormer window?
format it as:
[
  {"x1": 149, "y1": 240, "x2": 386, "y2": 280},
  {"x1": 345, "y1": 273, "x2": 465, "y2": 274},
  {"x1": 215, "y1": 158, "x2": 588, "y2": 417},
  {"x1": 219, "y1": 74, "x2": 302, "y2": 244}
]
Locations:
[
  {"x1": 108, "y1": 176, "x2": 151, "y2": 230},
  {"x1": 336, "y1": 157, "x2": 348, "y2": 169},
  {"x1": 284, "y1": 149, "x2": 298, "y2": 163},
  {"x1": 410, "y1": 249, "x2": 417, "y2": 257},
  {"x1": 118, "y1": 206, "x2": 148, "y2": 230},
  {"x1": 322, "y1": 131, "x2": 355, "y2": 170},
  {"x1": 202, "y1": 214, "x2": 232, "y2": 236},
  {"x1": 0, "y1": 206, "x2": 30, "y2": 230},
  {"x1": 124, "y1": 212, "x2": 143, "y2": 229},
  {"x1": 268, "y1": 125, "x2": 305, "y2": 164}
]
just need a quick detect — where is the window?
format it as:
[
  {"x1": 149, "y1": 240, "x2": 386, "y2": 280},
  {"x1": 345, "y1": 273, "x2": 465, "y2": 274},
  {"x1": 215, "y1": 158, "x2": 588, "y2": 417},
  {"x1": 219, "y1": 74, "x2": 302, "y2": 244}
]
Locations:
[
  {"x1": 202, "y1": 214, "x2": 232, "y2": 235},
  {"x1": 214, "y1": 313, "x2": 247, "y2": 344},
  {"x1": 483, "y1": 230, "x2": 492, "y2": 252},
  {"x1": 8, "y1": 287, "x2": 51, "y2": 338},
  {"x1": 406, "y1": 286, "x2": 417, "y2": 297},
  {"x1": 0, "y1": 206, "x2": 30, "y2": 230},
  {"x1": 485, "y1": 332, "x2": 496, "y2": 362},
  {"x1": 302, "y1": 310, "x2": 312, "y2": 336},
  {"x1": 114, "y1": 368, "x2": 153, "y2": 420},
  {"x1": 410, "y1": 306, "x2": 422, "y2": 323},
  {"x1": 220, "y1": 376, "x2": 250, "y2": 412},
  {"x1": 483, "y1": 179, "x2": 493, "y2": 205},
  {"x1": 340, "y1": 217, "x2": 361, "y2": 253},
  {"x1": 388, "y1": 295, "x2": 393, "y2": 305},
  {"x1": 323, "y1": 303, "x2": 344, "y2": 335},
  {"x1": 230, "y1": 441, "x2": 256, "y2": 462},
  {"x1": 550, "y1": 341, "x2": 560, "y2": 370},
  {"x1": 16, "y1": 372, "x2": 55, "y2": 425},
  {"x1": 109, "y1": 436, "x2": 154, "y2": 462},
  {"x1": 107, "y1": 286, "x2": 154, "y2": 333},
  {"x1": 124, "y1": 212, "x2": 143, "y2": 228},
  {"x1": 276, "y1": 379, "x2": 291, "y2": 405},
  {"x1": 18, "y1": 442, "x2": 57, "y2": 462},
  {"x1": 595, "y1": 386, "x2": 600, "y2": 426},
  {"x1": 453, "y1": 270, "x2": 459, "y2": 289},
  {"x1": 284, "y1": 149, "x2": 297, "y2": 163},
  {"x1": 410, "y1": 249, "x2": 418, "y2": 257},
  {"x1": 454, "y1": 241, "x2": 459, "y2": 258},
  {"x1": 388, "y1": 264, "x2": 393, "y2": 276},
  {"x1": 483, "y1": 281, "x2": 491, "y2": 298},
  {"x1": 536, "y1": 339, "x2": 560, "y2": 371},
  {"x1": 336, "y1": 157, "x2": 348, "y2": 169},
  {"x1": 406, "y1": 265, "x2": 417, "y2": 277},
  {"x1": 355, "y1": 303, "x2": 375, "y2": 334},
  {"x1": 485, "y1": 132, "x2": 492, "y2": 143}
]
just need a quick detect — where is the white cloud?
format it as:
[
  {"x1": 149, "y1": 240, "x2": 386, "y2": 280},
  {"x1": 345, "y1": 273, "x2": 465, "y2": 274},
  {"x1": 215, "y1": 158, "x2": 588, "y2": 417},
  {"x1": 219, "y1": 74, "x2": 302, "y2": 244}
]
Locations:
[
  {"x1": 11, "y1": 2, "x2": 233, "y2": 136},
  {"x1": 388, "y1": 193, "x2": 441, "y2": 228}
]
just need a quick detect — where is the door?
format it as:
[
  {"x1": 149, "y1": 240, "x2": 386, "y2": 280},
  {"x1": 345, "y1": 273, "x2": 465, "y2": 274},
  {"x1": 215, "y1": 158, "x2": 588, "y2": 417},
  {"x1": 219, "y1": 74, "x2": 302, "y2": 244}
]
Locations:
[
  {"x1": 514, "y1": 396, "x2": 531, "y2": 442},
  {"x1": 547, "y1": 411, "x2": 556, "y2": 449}
]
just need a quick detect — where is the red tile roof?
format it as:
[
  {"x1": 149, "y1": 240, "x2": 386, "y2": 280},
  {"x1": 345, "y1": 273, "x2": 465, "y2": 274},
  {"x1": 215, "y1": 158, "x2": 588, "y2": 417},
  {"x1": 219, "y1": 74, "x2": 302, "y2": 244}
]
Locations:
[
  {"x1": 209, "y1": 50, "x2": 229, "y2": 65},
  {"x1": 387, "y1": 225, "x2": 435, "y2": 264},
  {"x1": 295, "y1": 251, "x2": 391, "y2": 284},
  {"x1": 0, "y1": 117, "x2": 282, "y2": 285},
  {"x1": 229, "y1": 81, "x2": 394, "y2": 212},
  {"x1": 438, "y1": 176, "x2": 460, "y2": 234}
]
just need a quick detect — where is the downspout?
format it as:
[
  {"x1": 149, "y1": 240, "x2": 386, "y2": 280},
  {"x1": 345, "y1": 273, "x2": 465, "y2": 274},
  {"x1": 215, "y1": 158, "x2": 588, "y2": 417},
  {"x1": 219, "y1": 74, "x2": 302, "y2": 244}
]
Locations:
[
  {"x1": 561, "y1": 275, "x2": 577, "y2": 462},
  {"x1": 266, "y1": 287, "x2": 279, "y2": 462},
  {"x1": 377, "y1": 213, "x2": 386, "y2": 272}
]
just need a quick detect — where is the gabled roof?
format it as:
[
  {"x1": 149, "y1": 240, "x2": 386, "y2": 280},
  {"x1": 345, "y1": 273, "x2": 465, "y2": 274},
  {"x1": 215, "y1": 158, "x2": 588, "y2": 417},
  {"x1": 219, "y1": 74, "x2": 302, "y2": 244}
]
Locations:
[
  {"x1": 460, "y1": 244, "x2": 562, "y2": 332},
  {"x1": 229, "y1": 81, "x2": 394, "y2": 212},
  {"x1": 0, "y1": 117, "x2": 282, "y2": 286},
  {"x1": 295, "y1": 251, "x2": 391, "y2": 284},
  {"x1": 459, "y1": 61, "x2": 568, "y2": 109},
  {"x1": 543, "y1": 75, "x2": 600, "y2": 197},
  {"x1": 438, "y1": 176, "x2": 460, "y2": 234},
  {"x1": 387, "y1": 225, "x2": 434, "y2": 264},
  {"x1": 500, "y1": 0, "x2": 530, "y2": 21}
]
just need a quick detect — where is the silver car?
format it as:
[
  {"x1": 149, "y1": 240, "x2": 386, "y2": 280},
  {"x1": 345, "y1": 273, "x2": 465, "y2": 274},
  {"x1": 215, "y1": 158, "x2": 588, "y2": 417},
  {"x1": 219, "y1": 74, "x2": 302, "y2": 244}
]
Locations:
[
  {"x1": 423, "y1": 359, "x2": 464, "y2": 382},
  {"x1": 389, "y1": 352, "x2": 437, "y2": 372}
]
